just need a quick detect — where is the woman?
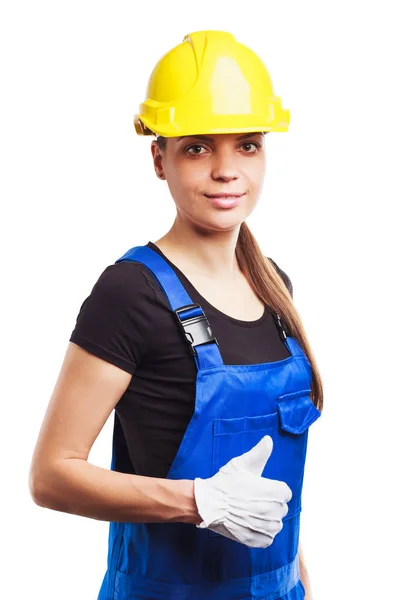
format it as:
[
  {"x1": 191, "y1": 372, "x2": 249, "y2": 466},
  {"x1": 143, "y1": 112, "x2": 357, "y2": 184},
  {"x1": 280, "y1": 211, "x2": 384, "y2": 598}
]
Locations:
[{"x1": 29, "y1": 30, "x2": 323, "y2": 599}]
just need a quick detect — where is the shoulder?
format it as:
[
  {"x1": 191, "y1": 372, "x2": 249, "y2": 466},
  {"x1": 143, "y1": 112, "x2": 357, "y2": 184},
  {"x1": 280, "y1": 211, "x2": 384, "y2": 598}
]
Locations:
[
  {"x1": 265, "y1": 256, "x2": 293, "y2": 298},
  {"x1": 69, "y1": 260, "x2": 158, "y2": 374},
  {"x1": 86, "y1": 260, "x2": 159, "y2": 306},
  {"x1": 71, "y1": 259, "x2": 161, "y2": 339}
]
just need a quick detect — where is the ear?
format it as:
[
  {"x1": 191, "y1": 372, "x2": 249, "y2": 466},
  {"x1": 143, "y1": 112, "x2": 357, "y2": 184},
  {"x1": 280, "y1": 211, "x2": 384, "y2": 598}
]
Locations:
[{"x1": 150, "y1": 140, "x2": 166, "y2": 180}]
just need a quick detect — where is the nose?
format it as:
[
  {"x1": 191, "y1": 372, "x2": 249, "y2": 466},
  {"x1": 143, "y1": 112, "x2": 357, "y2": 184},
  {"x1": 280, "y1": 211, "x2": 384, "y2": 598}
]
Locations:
[{"x1": 210, "y1": 148, "x2": 239, "y2": 182}]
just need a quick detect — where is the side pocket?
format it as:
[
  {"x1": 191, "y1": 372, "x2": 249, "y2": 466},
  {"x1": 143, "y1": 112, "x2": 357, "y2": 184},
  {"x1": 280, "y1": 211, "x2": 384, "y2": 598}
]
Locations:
[
  {"x1": 115, "y1": 522, "x2": 126, "y2": 572},
  {"x1": 100, "y1": 521, "x2": 126, "y2": 598}
]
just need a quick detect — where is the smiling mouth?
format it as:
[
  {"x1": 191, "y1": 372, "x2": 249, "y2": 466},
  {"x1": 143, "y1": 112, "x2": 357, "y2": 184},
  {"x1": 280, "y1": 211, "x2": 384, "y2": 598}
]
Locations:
[{"x1": 204, "y1": 194, "x2": 244, "y2": 209}]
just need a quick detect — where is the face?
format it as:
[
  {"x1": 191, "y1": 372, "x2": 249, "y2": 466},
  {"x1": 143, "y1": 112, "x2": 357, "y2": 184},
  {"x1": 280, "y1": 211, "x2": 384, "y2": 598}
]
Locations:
[{"x1": 150, "y1": 132, "x2": 266, "y2": 232}]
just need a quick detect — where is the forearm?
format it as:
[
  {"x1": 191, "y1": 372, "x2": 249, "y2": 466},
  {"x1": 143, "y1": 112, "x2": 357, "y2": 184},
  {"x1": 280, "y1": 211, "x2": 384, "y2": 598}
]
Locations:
[{"x1": 30, "y1": 458, "x2": 202, "y2": 525}]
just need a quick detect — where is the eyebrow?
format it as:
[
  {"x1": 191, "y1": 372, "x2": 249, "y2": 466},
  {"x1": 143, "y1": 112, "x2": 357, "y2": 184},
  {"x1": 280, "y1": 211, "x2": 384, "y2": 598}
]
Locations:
[{"x1": 176, "y1": 132, "x2": 264, "y2": 143}]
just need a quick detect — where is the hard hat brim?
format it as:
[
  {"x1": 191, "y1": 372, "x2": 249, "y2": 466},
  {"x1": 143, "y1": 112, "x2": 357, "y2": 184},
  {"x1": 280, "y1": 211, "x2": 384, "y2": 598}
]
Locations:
[{"x1": 134, "y1": 113, "x2": 290, "y2": 137}]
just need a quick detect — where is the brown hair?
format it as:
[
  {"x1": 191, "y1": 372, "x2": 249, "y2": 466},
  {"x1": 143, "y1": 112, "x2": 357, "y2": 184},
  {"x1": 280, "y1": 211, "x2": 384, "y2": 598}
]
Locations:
[{"x1": 155, "y1": 135, "x2": 324, "y2": 411}]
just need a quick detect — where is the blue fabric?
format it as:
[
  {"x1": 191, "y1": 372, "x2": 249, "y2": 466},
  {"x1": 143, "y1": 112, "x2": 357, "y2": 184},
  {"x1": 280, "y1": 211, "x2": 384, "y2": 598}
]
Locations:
[{"x1": 97, "y1": 245, "x2": 321, "y2": 599}]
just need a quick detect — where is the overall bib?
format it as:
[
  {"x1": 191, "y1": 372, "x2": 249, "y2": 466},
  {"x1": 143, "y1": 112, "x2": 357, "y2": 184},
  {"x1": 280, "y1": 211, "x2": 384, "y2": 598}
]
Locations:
[{"x1": 98, "y1": 245, "x2": 321, "y2": 600}]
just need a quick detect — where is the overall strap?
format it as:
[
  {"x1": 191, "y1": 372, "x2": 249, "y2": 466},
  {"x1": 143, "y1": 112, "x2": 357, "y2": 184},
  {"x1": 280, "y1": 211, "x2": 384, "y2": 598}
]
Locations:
[
  {"x1": 115, "y1": 245, "x2": 224, "y2": 370},
  {"x1": 271, "y1": 310, "x2": 305, "y2": 358},
  {"x1": 284, "y1": 336, "x2": 307, "y2": 358}
]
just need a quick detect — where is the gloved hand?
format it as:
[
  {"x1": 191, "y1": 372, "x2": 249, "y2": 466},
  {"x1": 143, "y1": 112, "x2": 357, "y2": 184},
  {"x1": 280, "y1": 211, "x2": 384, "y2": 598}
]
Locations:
[{"x1": 193, "y1": 435, "x2": 292, "y2": 548}]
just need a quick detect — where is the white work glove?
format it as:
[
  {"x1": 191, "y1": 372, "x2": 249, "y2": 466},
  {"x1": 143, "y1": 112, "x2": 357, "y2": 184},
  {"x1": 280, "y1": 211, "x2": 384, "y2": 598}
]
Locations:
[{"x1": 193, "y1": 435, "x2": 292, "y2": 548}]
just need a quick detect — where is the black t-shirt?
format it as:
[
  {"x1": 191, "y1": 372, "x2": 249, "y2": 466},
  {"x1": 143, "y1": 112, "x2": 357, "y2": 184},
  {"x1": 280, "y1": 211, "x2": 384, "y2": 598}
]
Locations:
[{"x1": 69, "y1": 241, "x2": 293, "y2": 478}]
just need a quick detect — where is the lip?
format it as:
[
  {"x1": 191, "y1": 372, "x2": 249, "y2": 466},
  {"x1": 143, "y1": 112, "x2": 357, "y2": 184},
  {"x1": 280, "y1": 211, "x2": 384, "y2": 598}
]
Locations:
[
  {"x1": 205, "y1": 193, "x2": 244, "y2": 198},
  {"x1": 204, "y1": 193, "x2": 244, "y2": 209}
]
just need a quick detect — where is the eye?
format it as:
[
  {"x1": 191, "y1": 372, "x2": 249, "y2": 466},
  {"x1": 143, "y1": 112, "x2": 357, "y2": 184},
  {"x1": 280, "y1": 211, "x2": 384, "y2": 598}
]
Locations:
[
  {"x1": 241, "y1": 142, "x2": 260, "y2": 153},
  {"x1": 185, "y1": 144, "x2": 207, "y2": 156}
]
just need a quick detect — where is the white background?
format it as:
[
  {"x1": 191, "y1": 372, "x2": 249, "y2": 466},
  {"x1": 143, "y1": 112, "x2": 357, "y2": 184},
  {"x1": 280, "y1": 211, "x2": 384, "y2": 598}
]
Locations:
[{"x1": 1, "y1": 1, "x2": 399, "y2": 598}]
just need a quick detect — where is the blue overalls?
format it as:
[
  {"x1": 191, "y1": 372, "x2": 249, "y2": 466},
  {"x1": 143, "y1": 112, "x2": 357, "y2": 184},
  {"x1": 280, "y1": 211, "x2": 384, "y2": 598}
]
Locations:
[{"x1": 97, "y1": 245, "x2": 321, "y2": 600}]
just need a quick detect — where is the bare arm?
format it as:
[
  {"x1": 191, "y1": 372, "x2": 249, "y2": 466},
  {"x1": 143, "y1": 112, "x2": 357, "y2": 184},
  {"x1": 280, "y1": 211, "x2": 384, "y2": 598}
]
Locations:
[
  {"x1": 299, "y1": 540, "x2": 314, "y2": 599},
  {"x1": 28, "y1": 342, "x2": 202, "y2": 525}
]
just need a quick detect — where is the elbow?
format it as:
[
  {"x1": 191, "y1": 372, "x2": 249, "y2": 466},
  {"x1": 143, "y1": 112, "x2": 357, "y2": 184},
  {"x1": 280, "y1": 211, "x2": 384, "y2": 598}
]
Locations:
[
  {"x1": 29, "y1": 456, "x2": 85, "y2": 514},
  {"x1": 28, "y1": 460, "x2": 64, "y2": 509},
  {"x1": 28, "y1": 466, "x2": 47, "y2": 507},
  {"x1": 28, "y1": 461, "x2": 54, "y2": 508}
]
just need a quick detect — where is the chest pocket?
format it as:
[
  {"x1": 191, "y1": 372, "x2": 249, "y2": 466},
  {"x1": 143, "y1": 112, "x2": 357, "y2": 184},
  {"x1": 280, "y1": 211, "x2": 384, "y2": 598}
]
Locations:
[{"x1": 209, "y1": 389, "x2": 321, "y2": 538}]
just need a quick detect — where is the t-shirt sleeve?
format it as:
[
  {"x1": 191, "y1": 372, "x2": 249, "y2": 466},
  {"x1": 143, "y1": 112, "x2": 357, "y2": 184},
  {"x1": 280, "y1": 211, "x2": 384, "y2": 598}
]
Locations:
[
  {"x1": 69, "y1": 262, "x2": 154, "y2": 375},
  {"x1": 267, "y1": 257, "x2": 294, "y2": 299}
]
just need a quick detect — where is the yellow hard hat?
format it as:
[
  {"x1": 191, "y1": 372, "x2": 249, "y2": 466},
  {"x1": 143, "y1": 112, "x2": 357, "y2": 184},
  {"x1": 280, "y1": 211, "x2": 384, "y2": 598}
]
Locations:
[{"x1": 134, "y1": 30, "x2": 290, "y2": 137}]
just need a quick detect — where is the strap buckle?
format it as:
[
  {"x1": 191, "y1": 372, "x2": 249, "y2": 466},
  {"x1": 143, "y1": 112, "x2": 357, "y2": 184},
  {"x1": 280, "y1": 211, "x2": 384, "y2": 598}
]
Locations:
[{"x1": 174, "y1": 303, "x2": 219, "y2": 356}]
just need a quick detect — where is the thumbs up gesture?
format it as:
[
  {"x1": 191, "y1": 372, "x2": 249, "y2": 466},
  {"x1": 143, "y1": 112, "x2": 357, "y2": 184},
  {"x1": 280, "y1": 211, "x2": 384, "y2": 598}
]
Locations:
[{"x1": 193, "y1": 435, "x2": 292, "y2": 548}]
